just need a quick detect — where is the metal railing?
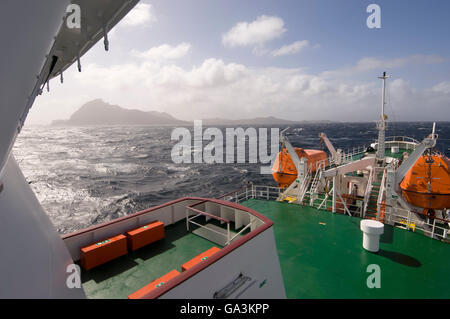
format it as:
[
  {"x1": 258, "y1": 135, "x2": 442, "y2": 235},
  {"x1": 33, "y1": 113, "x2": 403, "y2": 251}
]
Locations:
[
  {"x1": 362, "y1": 168, "x2": 374, "y2": 218},
  {"x1": 376, "y1": 168, "x2": 387, "y2": 221},
  {"x1": 219, "y1": 184, "x2": 281, "y2": 204},
  {"x1": 298, "y1": 167, "x2": 312, "y2": 203},
  {"x1": 374, "y1": 136, "x2": 419, "y2": 151},
  {"x1": 343, "y1": 145, "x2": 367, "y2": 158},
  {"x1": 186, "y1": 206, "x2": 232, "y2": 244},
  {"x1": 217, "y1": 186, "x2": 254, "y2": 203},
  {"x1": 217, "y1": 183, "x2": 449, "y2": 242},
  {"x1": 385, "y1": 136, "x2": 420, "y2": 144},
  {"x1": 187, "y1": 198, "x2": 266, "y2": 246},
  {"x1": 380, "y1": 203, "x2": 449, "y2": 241}
]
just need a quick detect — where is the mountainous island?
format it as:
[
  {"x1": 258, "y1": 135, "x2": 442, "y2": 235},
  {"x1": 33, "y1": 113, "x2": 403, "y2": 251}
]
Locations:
[
  {"x1": 51, "y1": 99, "x2": 330, "y2": 126},
  {"x1": 51, "y1": 99, "x2": 187, "y2": 126}
]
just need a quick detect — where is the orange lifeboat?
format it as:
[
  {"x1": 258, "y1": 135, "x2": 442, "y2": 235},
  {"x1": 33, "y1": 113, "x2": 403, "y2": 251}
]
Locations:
[
  {"x1": 272, "y1": 148, "x2": 328, "y2": 188},
  {"x1": 400, "y1": 154, "x2": 450, "y2": 209}
]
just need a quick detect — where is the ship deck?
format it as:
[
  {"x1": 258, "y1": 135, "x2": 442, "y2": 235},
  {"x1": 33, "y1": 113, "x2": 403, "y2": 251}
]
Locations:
[
  {"x1": 80, "y1": 194, "x2": 449, "y2": 299},
  {"x1": 80, "y1": 220, "x2": 220, "y2": 299},
  {"x1": 241, "y1": 199, "x2": 450, "y2": 299}
]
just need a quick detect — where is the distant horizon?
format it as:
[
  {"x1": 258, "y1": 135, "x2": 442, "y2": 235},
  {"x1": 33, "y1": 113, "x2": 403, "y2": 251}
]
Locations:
[{"x1": 26, "y1": 97, "x2": 449, "y2": 127}]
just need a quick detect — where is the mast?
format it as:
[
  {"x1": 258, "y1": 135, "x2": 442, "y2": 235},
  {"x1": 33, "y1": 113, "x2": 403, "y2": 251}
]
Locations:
[{"x1": 376, "y1": 72, "x2": 389, "y2": 160}]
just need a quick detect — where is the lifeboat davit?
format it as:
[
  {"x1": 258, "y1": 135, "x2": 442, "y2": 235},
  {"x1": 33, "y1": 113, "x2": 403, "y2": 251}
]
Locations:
[
  {"x1": 272, "y1": 148, "x2": 328, "y2": 188},
  {"x1": 400, "y1": 154, "x2": 450, "y2": 209}
]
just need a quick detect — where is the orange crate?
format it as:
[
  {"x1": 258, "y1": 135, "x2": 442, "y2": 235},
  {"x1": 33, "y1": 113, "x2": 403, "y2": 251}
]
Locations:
[
  {"x1": 126, "y1": 221, "x2": 165, "y2": 251},
  {"x1": 181, "y1": 246, "x2": 221, "y2": 272},
  {"x1": 128, "y1": 269, "x2": 180, "y2": 299},
  {"x1": 80, "y1": 234, "x2": 127, "y2": 270}
]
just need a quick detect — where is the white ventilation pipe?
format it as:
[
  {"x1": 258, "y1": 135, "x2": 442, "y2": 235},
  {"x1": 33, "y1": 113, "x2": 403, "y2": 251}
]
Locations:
[{"x1": 360, "y1": 220, "x2": 384, "y2": 252}]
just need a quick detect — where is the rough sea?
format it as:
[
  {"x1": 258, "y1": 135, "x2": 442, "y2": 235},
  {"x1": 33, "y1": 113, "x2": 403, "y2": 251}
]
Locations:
[{"x1": 13, "y1": 122, "x2": 450, "y2": 234}]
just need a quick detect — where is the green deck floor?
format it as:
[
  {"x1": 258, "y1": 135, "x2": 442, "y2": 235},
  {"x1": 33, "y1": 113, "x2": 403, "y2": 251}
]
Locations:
[
  {"x1": 81, "y1": 221, "x2": 219, "y2": 299},
  {"x1": 241, "y1": 199, "x2": 450, "y2": 299}
]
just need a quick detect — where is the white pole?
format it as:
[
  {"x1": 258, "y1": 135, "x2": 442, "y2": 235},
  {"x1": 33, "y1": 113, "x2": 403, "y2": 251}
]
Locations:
[
  {"x1": 376, "y1": 72, "x2": 389, "y2": 160},
  {"x1": 381, "y1": 73, "x2": 386, "y2": 118},
  {"x1": 431, "y1": 218, "x2": 436, "y2": 238},
  {"x1": 407, "y1": 211, "x2": 411, "y2": 231},
  {"x1": 332, "y1": 176, "x2": 337, "y2": 213},
  {"x1": 186, "y1": 209, "x2": 189, "y2": 231}
]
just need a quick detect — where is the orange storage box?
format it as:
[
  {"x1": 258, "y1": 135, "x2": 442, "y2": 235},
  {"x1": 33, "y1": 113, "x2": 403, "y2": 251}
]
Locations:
[
  {"x1": 181, "y1": 246, "x2": 221, "y2": 272},
  {"x1": 128, "y1": 269, "x2": 180, "y2": 299},
  {"x1": 126, "y1": 221, "x2": 165, "y2": 251},
  {"x1": 80, "y1": 234, "x2": 127, "y2": 270}
]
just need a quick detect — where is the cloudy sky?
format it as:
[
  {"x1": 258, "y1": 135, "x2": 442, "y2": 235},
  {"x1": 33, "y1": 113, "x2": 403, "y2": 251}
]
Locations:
[{"x1": 27, "y1": 0, "x2": 450, "y2": 125}]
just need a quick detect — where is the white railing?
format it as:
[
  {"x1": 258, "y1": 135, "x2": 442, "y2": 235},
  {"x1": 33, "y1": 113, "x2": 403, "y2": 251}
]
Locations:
[
  {"x1": 385, "y1": 136, "x2": 420, "y2": 144},
  {"x1": 298, "y1": 168, "x2": 312, "y2": 203},
  {"x1": 313, "y1": 145, "x2": 366, "y2": 170},
  {"x1": 186, "y1": 206, "x2": 232, "y2": 245},
  {"x1": 218, "y1": 184, "x2": 282, "y2": 204},
  {"x1": 343, "y1": 145, "x2": 367, "y2": 158},
  {"x1": 381, "y1": 204, "x2": 449, "y2": 241},
  {"x1": 309, "y1": 169, "x2": 322, "y2": 206},
  {"x1": 218, "y1": 183, "x2": 449, "y2": 242},
  {"x1": 376, "y1": 168, "x2": 387, "y2": 221},
  {"x1": 225, "y1": 222, "x2": 253, "y2": 246},
  {"x1": 374, "y1": 136, "x2": 419, "y2": 151},
  {"x1": 362, "y1": 168, "x2": 374, "y2": 218},
  {"x1": 313, "y1": 157, "x2": 329, "y2": 171}
]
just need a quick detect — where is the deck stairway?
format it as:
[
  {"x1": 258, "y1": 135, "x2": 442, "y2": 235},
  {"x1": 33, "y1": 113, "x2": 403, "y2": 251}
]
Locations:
[
  {"x1": 365, "y1": 182, "x2": 381, "y2": 220},
  {"x1": 303, "y1": 178, "x2": 333, "y2": 209},
  {"x1": 308, "y1": 169, "x2": 323, "y2": 206},
  {"x1": 364, "y1": 169, "x2": 385, "y2": 222}
]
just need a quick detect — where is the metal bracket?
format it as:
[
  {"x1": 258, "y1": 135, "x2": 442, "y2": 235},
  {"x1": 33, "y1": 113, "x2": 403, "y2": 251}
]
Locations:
[{"x1": 213, "y1": 273, "x2": 252, "y2": 299}]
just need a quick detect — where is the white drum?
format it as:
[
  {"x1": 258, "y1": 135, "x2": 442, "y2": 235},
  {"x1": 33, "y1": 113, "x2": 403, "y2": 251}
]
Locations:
[{"x1": 360, "y1": 220, "x2": 384, "y2": 252}]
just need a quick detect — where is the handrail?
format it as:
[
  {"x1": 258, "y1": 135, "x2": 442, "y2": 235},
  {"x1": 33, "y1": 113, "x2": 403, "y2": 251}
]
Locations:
[
  {"x1": 186, "y1": 206, "x2": 230, "y2": 223},
  {"x1": 225, "y1": 222, "x2": 252, "y2": 246},
  {"x1": 309, "y1": 168, "x2": 322, "y2": 196},
  {"x1": 185, "y1": 205, "x2": 233, "y2": 245},
  {"x1": 376, "y1": 168, "x2": 387, "y2": 221},
  {"x1": 377, "y1": 202, "x2": 449, "y2": 240},
  {"x1": 377, "y1": 202, "x2": 450, "y2": 224},
  {"x1": 385, "y1": 136, "x2": 420, "y2": 144},
  {"x1": 188, "y1": 219, "x2": 228, "y2": 236},
  {"x1": 216, "y1": 186, "x2": 248, "y2": 200},
  {"x1": 221, "y1": 183, "x2": 448, "y2": 241},
  {"x1": 298, "y1": 167, "x2": 312, "y2": 202},
  {"x1": 221, "y1": 183, "x2": 448, "y2": 242},
  {"x1": 362, "y1": 168, "x2": 374, "y2": 218}
]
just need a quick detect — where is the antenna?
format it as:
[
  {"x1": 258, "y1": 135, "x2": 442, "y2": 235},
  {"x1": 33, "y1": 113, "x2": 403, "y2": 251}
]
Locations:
[
  {"x1": 377, "y1": 71, "x2": 390, "y2": 120},
  {"x1": 376, "y1": 72, "x2": 389, "y2": 160}
]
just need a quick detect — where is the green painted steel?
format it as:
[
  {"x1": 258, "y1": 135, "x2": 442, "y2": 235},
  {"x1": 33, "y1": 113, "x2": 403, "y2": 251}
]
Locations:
[
  {"x1": 242, "y1": 199, "x2": 450, "y2": 299},
  {"x1": 81, "y1": 221, "x2": 218, "y2": 299},
  {"x1": 79, "y1": 195, "x2": 449, "y2": 299}
]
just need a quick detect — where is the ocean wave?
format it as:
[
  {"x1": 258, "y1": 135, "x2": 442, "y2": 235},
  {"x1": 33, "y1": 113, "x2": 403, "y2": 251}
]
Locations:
[{"x1": 13, "y1": 123, "x2": 450, "y2": 234}]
